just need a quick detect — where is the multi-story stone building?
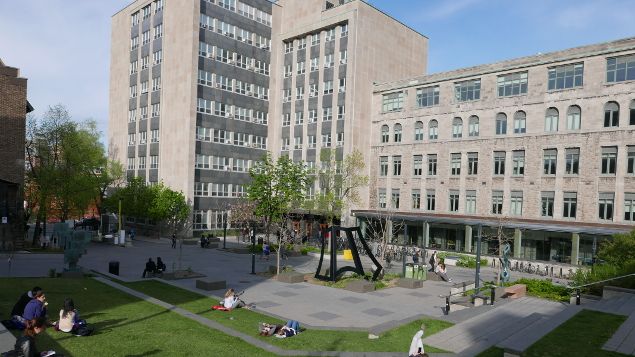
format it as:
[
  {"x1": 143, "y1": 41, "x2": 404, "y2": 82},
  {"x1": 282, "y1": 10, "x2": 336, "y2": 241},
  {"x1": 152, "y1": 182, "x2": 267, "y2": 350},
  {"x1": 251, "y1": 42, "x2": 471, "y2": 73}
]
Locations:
[
  {"x1": 109, "y1": 0, "x2": 427, "y2": 232},
  {"x1": 359, "y1": 38, "x2": 635, "y2": 265},
  {"x1": 0, "y1": 58, "x2": 33, "y2": 250}
]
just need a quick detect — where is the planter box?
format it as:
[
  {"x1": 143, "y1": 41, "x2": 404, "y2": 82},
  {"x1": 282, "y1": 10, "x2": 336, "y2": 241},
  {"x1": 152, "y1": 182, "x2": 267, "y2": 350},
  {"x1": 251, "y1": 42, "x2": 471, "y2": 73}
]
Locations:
[
  {"x1": 397, "y1": 278, "x2": 423, "y2": 289},
  {"x1": 345, "y1": 280, "x2": 375, "y2": 293},
  {"x1": 277, "y1": 272, "x2": 305, "y2": 283}
]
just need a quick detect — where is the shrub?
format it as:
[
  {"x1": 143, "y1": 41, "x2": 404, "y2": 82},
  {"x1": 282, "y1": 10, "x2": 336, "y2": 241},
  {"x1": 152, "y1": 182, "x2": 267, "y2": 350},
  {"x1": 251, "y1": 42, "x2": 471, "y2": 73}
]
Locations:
[
  {"x1": 507, "y1": 278, "x2": 570, "y2": 302},
  {"x1": 437, "y1": 252, "x2": 487, "y2": 268},
  {"x1": 572, "y1": 262, "x2": 635, "y2": 296}
]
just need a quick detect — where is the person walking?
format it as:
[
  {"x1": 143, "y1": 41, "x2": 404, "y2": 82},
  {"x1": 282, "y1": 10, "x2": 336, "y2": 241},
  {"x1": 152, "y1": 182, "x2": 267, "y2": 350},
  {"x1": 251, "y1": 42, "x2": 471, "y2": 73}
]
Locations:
[
  {"x1": 171, "y1": 233, "x2": 176, "y2": 249},
  {"x1": 428, "y1": 251, "x2": 438, "y2": 272},
  {"x1": 413, "y1": 249, "x2": 420, "y2": 265}
]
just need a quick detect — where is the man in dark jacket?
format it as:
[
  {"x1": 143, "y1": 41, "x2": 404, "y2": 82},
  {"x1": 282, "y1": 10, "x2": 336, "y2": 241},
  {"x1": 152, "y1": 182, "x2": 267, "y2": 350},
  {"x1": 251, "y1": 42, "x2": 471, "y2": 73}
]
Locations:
[
  {"x1": 11, "y1": 286, "x2": 42, "y2": 318},
  {"x1": 142, "y1": 258, "x2": 157, "y2": 278}
]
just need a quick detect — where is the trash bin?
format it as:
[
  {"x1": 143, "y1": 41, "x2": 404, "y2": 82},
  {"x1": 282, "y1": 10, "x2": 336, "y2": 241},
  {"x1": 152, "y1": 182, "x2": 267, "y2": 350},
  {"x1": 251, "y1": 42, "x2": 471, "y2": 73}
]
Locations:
[
  {"x1": 109, "y1": 261, "x2": 120, "y2": 276},
  {"x1": 414, "y1": 264, "x2": 425, "y2": 280},
  {"x1": 405, "y1": 263, "x2": 414, "y2": 278}
]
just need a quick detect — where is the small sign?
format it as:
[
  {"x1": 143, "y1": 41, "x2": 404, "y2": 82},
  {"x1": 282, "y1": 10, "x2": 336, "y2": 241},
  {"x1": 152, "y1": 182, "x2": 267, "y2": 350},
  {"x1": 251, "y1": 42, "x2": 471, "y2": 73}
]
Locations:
[{"x1": 1, "y1": 217, "x2": 7, "y2": 224}]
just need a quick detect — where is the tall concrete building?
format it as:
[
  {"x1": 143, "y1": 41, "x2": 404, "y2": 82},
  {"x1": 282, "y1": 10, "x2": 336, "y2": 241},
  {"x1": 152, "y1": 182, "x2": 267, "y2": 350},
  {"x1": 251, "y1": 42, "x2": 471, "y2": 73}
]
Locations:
[
  {"x1": 0, "y1": 58, "x2": 33, "y2": 250},
  {"x1": 109, "y1": 0, "x2": 428, "y2": 232},
  {"x1": 359, "y1": 38, "x2": 635, "y2": 265}
]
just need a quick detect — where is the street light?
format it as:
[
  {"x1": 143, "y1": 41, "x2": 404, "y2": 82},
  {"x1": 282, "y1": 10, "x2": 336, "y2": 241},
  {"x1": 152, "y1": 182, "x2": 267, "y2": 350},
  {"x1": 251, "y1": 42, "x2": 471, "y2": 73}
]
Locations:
[
  {"x1": 223, "y1": 211, "x2": 227, "y2": 249},
  {"x1": 250, "y1": 221, "x2": 256, "y2": 274}
]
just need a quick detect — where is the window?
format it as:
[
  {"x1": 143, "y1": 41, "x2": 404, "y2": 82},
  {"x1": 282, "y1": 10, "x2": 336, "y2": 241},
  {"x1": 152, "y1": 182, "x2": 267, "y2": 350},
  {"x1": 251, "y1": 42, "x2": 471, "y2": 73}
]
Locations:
[
  {"x1": 467, "y1": 152, "x2": 478, "y2": 175},
  {"x1": 510, "y1": 191, "x2": 523, "y2": 216},
  {"x1": 426, "y1": 190, "x2": 436, "y2": 211},
  {"x1": 324, "y1": 53, "x2": 334, "y2": 68},
  {"x1": 295, "y1": 111, "x2": 304, "y2": 125},
  {"x1": 296, "y1": 87, "x2": 304, "y2": 100},
  {"x1": 282, "y1": 113, "x2": 290, "y2": 126},
  {"x1": 449, "y1": 190, "x2": 459, "y2": 212},
  {"x1": 140, "y1": 106, "x2": 148, "y2": 119},
  {"x1": 465, "y1": 191, "x2": 476, "y2": 214},
  {"x1": 393, "y1": 156, "x2": 402, "y2": 176},
  {"x1": 564, "y1": 148, "x2": 580, "y2": 175},
  {"x1": 128, "y1": 109, "x2": 136, "y2": 123},
  {"x1": 494, "y1": 151, "x2": 506, "y2": 175},
  {"x1": 454, "y1": 79, "x2": 481, "y2": 102},
  {"x1": 138, "y1": 156, "x2": 146, "y2": 169},
  {"x1": 308, "y1": 135, "x2": 316, "y2": 149},
  {"x1": 380, "y1": 125, "x2": 389, "y2": 143},
  {"x1": 281, "y1": 137, "x2": 290, "y2": 151},
  {"x1": 284, "y1": 41, "x2": 293, "y2": 53},
  {"x1": 150, "y1": 155, "x2": 158, "y2": 169},
  {"x1": 599, "y1": 192, "x2": 615, "y2": 220},
  {"x1": 128, "y1": 133, "x2": 135, "y2": 146},
  {"x1": 495, "y1": 113, "x2": 507, "y2": 135},
  {"x1": 548, "y1": 63, "x2": 583, "y2": 90},
  {"x1": 545, "y1": 108, "x2": 559, "y2": 132},
  {"x1": 394, "y1": 123, "x2": 402, "y2": 142},
  {"x1": 305, "y1": 109, "x2": 315, "y2": 124},
  {"x1": 628, "y1": 146, "x2": 635, "y2": 174},
  {"x1": 127, "y1": 158, "x2": 135, "y2": 170},
  {"x1": 282, "y1": 88, "x2": 291, "y2": 102},
  {"x1": 213, "y1": 129, "x2": 229, "y2": 144},
  {"x1": 391, "y1": 189, "x2": 400, "y2": 209},
  {"x1": 416, "y1": 86, "x2": 439, "y2": 107},
  {"x1": 382, "y1": 92, "x2": 404, "y2": 112},
  {"x1": 543, "y1": 149, "x2": 557, "y2": 175},
  {"x1": 294, "y1": 136, "x2": 302, "y2": 149},
  {"x1": 341, "y1": 24, "x2": 348, "y2": 37},
  {"x1": 193, "y1": 210, "x2": 208, "y2": 230},
  {"x1": 131, "y1": 36, "x2": 139, "y2": 50},
  {"x1": 311, "y1": 33, "x2": 320, "y2": 46},
  {"x1": 379, "y1": 156, "x2": 388, "y2": 176},
  {"x1": 625, "y1": 193, "x2": 635, "y2": 221},
  {"x1": 154, "y1": 0, "x2": 163, "y2": 12},
  {"x1": 325, "y1": 28, "x2": 335, "y2": 42},
  {"x1": 412, "y1": 190, "x2": 421, "y2": 209},
  {"x1": 512, "y1": 150, "x2": 525, "y2": 176},
  {"x1": 567, "y1": 105, "x2": 581, "y2": 130},
  {"x1": 322, "y1": 107, "x2": 332, "y2": 121},
  {"x1": 284, "y1": 65, "x2": 292, "y2": 78},
  {"x1": 513, "y1": 111, "x2": 526, "y2": 134},
  {"x1": 631, "y1": 100, "x2": 635, "y2": 125},
  {"x1": 498, "y1": 72, "x2": 528, "y2": 97},
  {"x1": 491, "y1": 191, "x2": 503, "y2": 214},
  {"x1": 604, "y1": 102, "x2": 620, "y2": 127},
  {"x1": 450, "y1": 153, "x2": 461, "y2": 176},
  {"x1": 151, "y1": 103, "x2": 160, "y2": 117},
  {"x1": 378, "y1": 189, "x2": 387, "y2": 209},
  {"x1": 309, "y1": 84, "x2": 318, "y2": 97},
  {"x1": 131, "y1": 12, "x2": 139, "y2": 26},
  {"x1": 452, "y1": 118, "x2": 463, "y2": 138},
  {"x1": 141, "y1": 81, "x2": 148, "y2": 94},
  {"x1": 336, "y1": 132, "x2": 344, "y2": 147},
  {"x1": 428, "y1": 120, "x2": 438, "y2": 140},
  {"x1": 153, "y1": 24, "x2": 162, "y2": 39},
  {"x1": 606, "y1": 55, "x2": 635, "y2": 83},
  {"x1": 541, "y1": 191, "x2": 555, "y2": 217},
  {"x1": 321, "y1": 133, "x2": 331, "y2": 147},
  {"x1": 601, "y1": 146, "x2": 617, "y2": 175},
  {"x1": 414, "y1": 121, "x2": 424, "y2": 141},
  {"x1": 428, "y1": 154, "x2": 437, "y2": 175},
  {"x1": 323, "y1": 80, "x2": 333, "y2": 94},
  {"x1": 152, "y1": 50, "x2": 162, "y2": 65},
  {"x1": 468, "y1": 116, "x2": 479, "y2": 137},
  {"x1": 129, "y1": 85, "x2": 137, "y2": 98},
  {"x1": 340, "y1": 50, "x2": 347, "y2": 65},
  {"x1": 563, "y1": 192, "x2": 577, "y2": 219},
  {"x1": 195, "y1": 127, "x2": 210, "y2": 141},
  {"x1": 152, "y1": 77, "x2": 161, "y2": 91},
  {"x1": 310, "y1": 57, "x2": 319, "y2": 72},
  {"x1": 338, "y1": 77, "x2": 346, "y2": 93},
  {"x1": 130, "y1": 60, "x2": 138, "y2": 74},
  {"x1": 298, "y1": 38, "x2": 306, "y2": 50},
  {"x1": 297, "y1": 61, "x2": 305, "y2": 75},
  {"x1": 413, "y1": 155, "x2": 423, "y2": 176}
]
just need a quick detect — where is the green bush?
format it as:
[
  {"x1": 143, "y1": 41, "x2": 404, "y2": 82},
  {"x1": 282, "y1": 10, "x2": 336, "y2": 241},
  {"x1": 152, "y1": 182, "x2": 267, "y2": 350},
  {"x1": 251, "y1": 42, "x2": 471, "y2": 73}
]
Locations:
[
  {"x1": 437, "y1": 252, "x2": 487, "y2": 268},
  {"x1": 506, "y1": 278, "x2": 570, "y2": 302},
  {"x1": 572, "y1": 262, "x2": 635, "y2": 296}
]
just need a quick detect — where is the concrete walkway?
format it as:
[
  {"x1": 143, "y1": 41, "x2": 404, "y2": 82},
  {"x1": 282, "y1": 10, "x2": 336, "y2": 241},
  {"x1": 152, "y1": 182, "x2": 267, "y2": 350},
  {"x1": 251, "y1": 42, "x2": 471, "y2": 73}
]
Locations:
[{"x1": 93, "y1": 276, "x2": 453, "y2": 357}]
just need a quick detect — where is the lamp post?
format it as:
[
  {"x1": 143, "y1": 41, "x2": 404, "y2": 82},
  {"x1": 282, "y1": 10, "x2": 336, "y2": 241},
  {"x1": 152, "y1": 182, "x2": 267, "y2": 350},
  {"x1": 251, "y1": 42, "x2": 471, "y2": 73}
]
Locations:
[
  {"x1": 223, "y1": 211, "x2": 227, "y2": 249},
  {"x1": 474, "y1": 224, "x2": 483, "y2": 293},
  {"x1": 250, "y1": 221, "x2": 256, "y2": 274}
]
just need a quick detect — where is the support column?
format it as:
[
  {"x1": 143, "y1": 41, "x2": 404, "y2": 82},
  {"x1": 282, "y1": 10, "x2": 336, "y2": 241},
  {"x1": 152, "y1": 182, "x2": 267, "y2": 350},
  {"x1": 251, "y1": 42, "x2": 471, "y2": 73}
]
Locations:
[
  {"x1": 464, "y1": 225, "x2": 472, "y2": 253},
  {"x1": 385, "y1": 220, "x2": 393, "y2": 244},
  {"x1": 359, "y1": 219, "x2": 367, "y2": 238},
  {"x1": 513, "y1": 228, "x2": 522, "y2": 259},
  {"x1": 571, "y1": 233, "x2": 580, "y2": 266},
  {"x1": 423, "y1": 221, "x2": 430, "y2": 247}
]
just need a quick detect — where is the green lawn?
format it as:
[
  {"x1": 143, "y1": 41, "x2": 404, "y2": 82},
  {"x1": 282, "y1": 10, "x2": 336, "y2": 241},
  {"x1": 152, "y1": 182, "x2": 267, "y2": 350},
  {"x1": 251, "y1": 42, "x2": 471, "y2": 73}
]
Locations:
[
  {"x1": 1, "y1": 278, "x2": 277, "y2": 357},
  {"x1": 477, "y1": 310, "x2": 628, "y2": 357},
  {"x1": 123, "y1": 280, "x2": 453, "y2": 352}
]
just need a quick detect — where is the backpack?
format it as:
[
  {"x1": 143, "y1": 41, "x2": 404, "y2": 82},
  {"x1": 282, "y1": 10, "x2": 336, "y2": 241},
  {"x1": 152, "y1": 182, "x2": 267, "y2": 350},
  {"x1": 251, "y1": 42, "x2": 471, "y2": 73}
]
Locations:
[{"x1": 73, "y1": 324, "x2": 94, "y2": 336}]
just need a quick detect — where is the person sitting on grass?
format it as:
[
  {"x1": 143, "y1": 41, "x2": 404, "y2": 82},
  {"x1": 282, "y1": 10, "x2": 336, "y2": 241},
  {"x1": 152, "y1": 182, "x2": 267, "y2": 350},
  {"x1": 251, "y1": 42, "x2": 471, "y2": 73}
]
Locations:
[
  {"x1": 9, "y1": 286, "x2": 42, "y2": 328},
  {"x1": 22, "y1": 291, "x2": 48, "y2": 322},
  {"x1": 142, "y1": 258, "x2": 157, "y2": 278},
  {"x1": 436, "y1": 263, "x2": 452, "y2": 283},
  {"x1": 223, "y1": 288, "x2": 247, "y2": 310},
  {"x1": 156, "y1": 257, "x2": 166, "y2": 274},
  {"x1": 13, "y1": 317, "x2": 57, "y2": 357},
  {"x1": 408, "y1": 326, "x2": 426, "y2": 357},
  {"x1": 56, "y1": 298, "x2": 92, "y2": 336},
  {"x1": 274, "y1": 320, "x2": 301, "y2": 338}
]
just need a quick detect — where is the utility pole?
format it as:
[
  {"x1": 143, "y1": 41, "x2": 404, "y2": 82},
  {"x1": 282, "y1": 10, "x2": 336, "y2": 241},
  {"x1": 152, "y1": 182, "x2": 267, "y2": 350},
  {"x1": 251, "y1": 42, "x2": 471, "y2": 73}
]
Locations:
[{"x1": 474, "y1": 224, "x2": 482, "y2": 293}]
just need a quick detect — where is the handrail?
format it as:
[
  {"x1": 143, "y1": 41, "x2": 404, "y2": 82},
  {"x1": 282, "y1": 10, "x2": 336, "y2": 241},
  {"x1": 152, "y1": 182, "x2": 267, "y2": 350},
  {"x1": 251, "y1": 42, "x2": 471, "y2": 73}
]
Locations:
[{"x1": 568, "y1": 273, "x2": 635, "y2": 290}]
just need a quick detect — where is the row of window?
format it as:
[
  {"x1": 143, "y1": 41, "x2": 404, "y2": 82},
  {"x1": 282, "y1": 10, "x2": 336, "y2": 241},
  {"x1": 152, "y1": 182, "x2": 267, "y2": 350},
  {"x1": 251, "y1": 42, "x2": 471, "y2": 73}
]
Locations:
[
  {"x1": 194, "y1": 182, "x2": 246, "y2": 197},
  {"x1": 280, "y1": 132, "x2": 345, "y2": 151},
  {"x1": 196, "y1": 98, "x2": 268, "y2": 124},
  {"x1": 379, "y1": 101, "x2": 635, "y2": 143},
  {"x1": 377, "y1": 189, "x2": 635, "y2": 222},
  {"x1": 128, "y1": 130, "x2": 160, "y2": 146},
  {"x1": 283, "y1": 24, "x2": 348, "y2": 54},
  {"x1": 382, "y1": 55, "x2": 635, "y2": 111},
  {"x1": 128, "y1": 103, "x2": 161, "y2": 122},
  {"x1": 204, "y1": 0, "x2": 272, "y2": 27},
  {"x1": 283, "y1": 50, "x2": 348, "y2": 77},
  {"x1": 199, "y1": 14, "x2": 271, "y2": 50},
  {"x1": 195, "y1": 154, "x2": 254, "y2": 172},
  {"x1": 198, "y1": 42, "x2": 270, "y2": 76},
  {"x1": 198, "y1": 70, "x2": 268, "y2": 100},
  {"x1": 131, "y1": 24, "x2": 163, "y2": 51},
  {"x1": 130, "y1": 0, "x2": 162, "y2": 27},
  {"x1": 130, "y1": 77, "x2": 162, "y2": 97},
  {"x1": 195, "y1": 126, "x2": 267, "y2": 149},
  {"x1": 127, "y1": 156, "x2": 159, "y2": 170},
  {"x1": 282, "y1": 78, "x2": 346, "y2": 102},
  {"x1": 193, "y1": 209, "x2": 229, "y2": 230},
  {"x1": 282, "y1": 105, "x2": 345, "y2": 126},
  {"x1": 379, "y1": 146, "x2": 635, "y2": 177}
]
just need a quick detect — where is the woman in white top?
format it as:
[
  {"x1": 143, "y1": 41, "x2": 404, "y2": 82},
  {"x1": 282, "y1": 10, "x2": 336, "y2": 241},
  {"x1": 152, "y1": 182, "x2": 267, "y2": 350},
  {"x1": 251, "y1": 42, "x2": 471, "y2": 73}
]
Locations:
[
  {"x1": 408, "y1": 327, "x2": 425, "y2": 357},
  {"x1": 58, "y1": 298, "x2": 78, "y2": 333},
  {"x1": 223, "y1": 289, "x2": 245, "y2": 309}
]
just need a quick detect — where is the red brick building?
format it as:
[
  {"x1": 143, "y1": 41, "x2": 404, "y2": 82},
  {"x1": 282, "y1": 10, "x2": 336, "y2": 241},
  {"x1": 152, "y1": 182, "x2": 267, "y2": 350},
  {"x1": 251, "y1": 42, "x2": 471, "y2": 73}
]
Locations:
[{"x1": 0, "y1": 58, "x2": 33, "y2": 250}]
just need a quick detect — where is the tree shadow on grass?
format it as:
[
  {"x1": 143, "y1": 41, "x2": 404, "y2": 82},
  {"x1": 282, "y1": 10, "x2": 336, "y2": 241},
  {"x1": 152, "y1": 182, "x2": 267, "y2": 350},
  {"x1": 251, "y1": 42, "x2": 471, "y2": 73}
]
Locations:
[{"x1": 124, "y1": 348, "x2": 162, "y2": 357}]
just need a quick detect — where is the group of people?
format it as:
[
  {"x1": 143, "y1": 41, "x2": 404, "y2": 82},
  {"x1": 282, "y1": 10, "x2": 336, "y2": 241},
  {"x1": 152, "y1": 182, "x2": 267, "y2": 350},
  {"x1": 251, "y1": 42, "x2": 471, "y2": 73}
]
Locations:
[
  {"x1": 427, "y1": 251, "x2": 452, "y2": 282},
  {"x1": 258, "y1": 320, "x2": 301, "y2": 338},
  {"x1": 142, "y1": 257, "x2": 166, "y2": 278},
  {"x1": 200, "y1": 234, "x2": 215, "y2": 248},
  {"x1": 5, "y1": 286, "x2": 93, "y2": 357}
]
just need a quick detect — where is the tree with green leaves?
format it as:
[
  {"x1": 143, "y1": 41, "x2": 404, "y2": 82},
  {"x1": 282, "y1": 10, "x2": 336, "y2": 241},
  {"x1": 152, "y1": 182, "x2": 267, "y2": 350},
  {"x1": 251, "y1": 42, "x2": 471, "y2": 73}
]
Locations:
[
  {"x1": 247, "y1": 153, "x2": 310, "y2": 274},
  {"x1": 103, "y1": 177, "x2": 155, "y2": 221}
]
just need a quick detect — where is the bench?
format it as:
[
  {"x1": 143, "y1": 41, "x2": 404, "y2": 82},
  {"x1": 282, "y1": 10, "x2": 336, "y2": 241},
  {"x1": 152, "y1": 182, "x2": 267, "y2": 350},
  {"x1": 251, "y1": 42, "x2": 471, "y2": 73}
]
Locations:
[
  {"x1": 473, "y1": 293, "x2": 490, "y2": 307},
  {"x1": 196, "y1": 279, "x2": 226, "y2": 291},
  {"x1": 504, "y1": 284, "x2": 527, "y2": 299},
  {"x1": 277, "y1": 272, "x2": 305, "y2": 283},
  {"x1": 397, "y1": 278, "x2": 423, "y2": 289}
]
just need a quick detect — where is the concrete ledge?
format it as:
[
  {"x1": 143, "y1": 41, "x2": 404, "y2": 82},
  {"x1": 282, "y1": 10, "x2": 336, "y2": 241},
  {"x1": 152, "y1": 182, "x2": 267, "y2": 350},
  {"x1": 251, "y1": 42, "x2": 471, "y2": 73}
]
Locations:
[
  {"x1": 397, "y1": 278, "x2": 423, "y2": 289},
  {"x1": 603, "y1": 286, "x2": 635, "y2": 299},
  {"x1": 196, "y1": 279, "x2": 226, "y2": 291},
  {"x1": 473, "y1": 294, "x2": 490, "y2": 307},
  {"x1": 450, "y1": 281, "x2": 475, "y2": 296},
  {"x1": 345, "y1": 280, "x2": 375, "y2": 293},
  {"x1": 277, "y1": 272, "x2": 305, "y2": 283}
]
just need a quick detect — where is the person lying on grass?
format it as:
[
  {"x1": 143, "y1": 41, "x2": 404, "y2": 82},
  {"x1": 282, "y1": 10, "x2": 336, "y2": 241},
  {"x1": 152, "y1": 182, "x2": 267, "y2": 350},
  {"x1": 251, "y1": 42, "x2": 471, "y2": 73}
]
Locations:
[{"x1": 259, "y1": 320, "x2": 301, "y2": 338}]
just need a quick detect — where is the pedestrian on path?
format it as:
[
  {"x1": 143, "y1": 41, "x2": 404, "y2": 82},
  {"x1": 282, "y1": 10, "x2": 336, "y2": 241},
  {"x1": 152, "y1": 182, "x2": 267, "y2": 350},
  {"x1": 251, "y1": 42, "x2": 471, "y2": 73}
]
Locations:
[
  {"x1": 408, "y1": 325, "x2": 426, "y2": 357},
  {"x1": 428, "y1": 251, "x2": 438, "y2": 272},
  {"x1": 171, "y1": 233, "x2": 176, "y2": 249}
]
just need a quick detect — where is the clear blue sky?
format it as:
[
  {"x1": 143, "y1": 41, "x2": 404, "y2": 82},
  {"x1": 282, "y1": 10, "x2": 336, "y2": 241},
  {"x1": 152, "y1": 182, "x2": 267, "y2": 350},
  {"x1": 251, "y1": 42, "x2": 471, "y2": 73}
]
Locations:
[{"x1": 1, "y1": 0, "x2": 633, "y2": 141}]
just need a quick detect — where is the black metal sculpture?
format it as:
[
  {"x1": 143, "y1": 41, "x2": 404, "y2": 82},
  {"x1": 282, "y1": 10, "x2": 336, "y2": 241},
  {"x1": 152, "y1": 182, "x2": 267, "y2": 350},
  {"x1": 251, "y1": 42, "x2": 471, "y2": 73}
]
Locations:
[{"x1": 314, "y1": 226, "x2": 383, "y2": 282}]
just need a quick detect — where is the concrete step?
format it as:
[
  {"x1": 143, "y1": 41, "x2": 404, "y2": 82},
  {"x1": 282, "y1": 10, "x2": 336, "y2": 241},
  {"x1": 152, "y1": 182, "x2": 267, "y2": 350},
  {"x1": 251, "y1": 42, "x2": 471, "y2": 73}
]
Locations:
[
  {"x1": 496, "y1": 305, "x2": 582, "y2": 354},
  {"x1": 603, "y1": 312, "x2": 635, "y2": 353},
  {"x1": 590, "y1": 295, "x2": 635, "y2": 316}
]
